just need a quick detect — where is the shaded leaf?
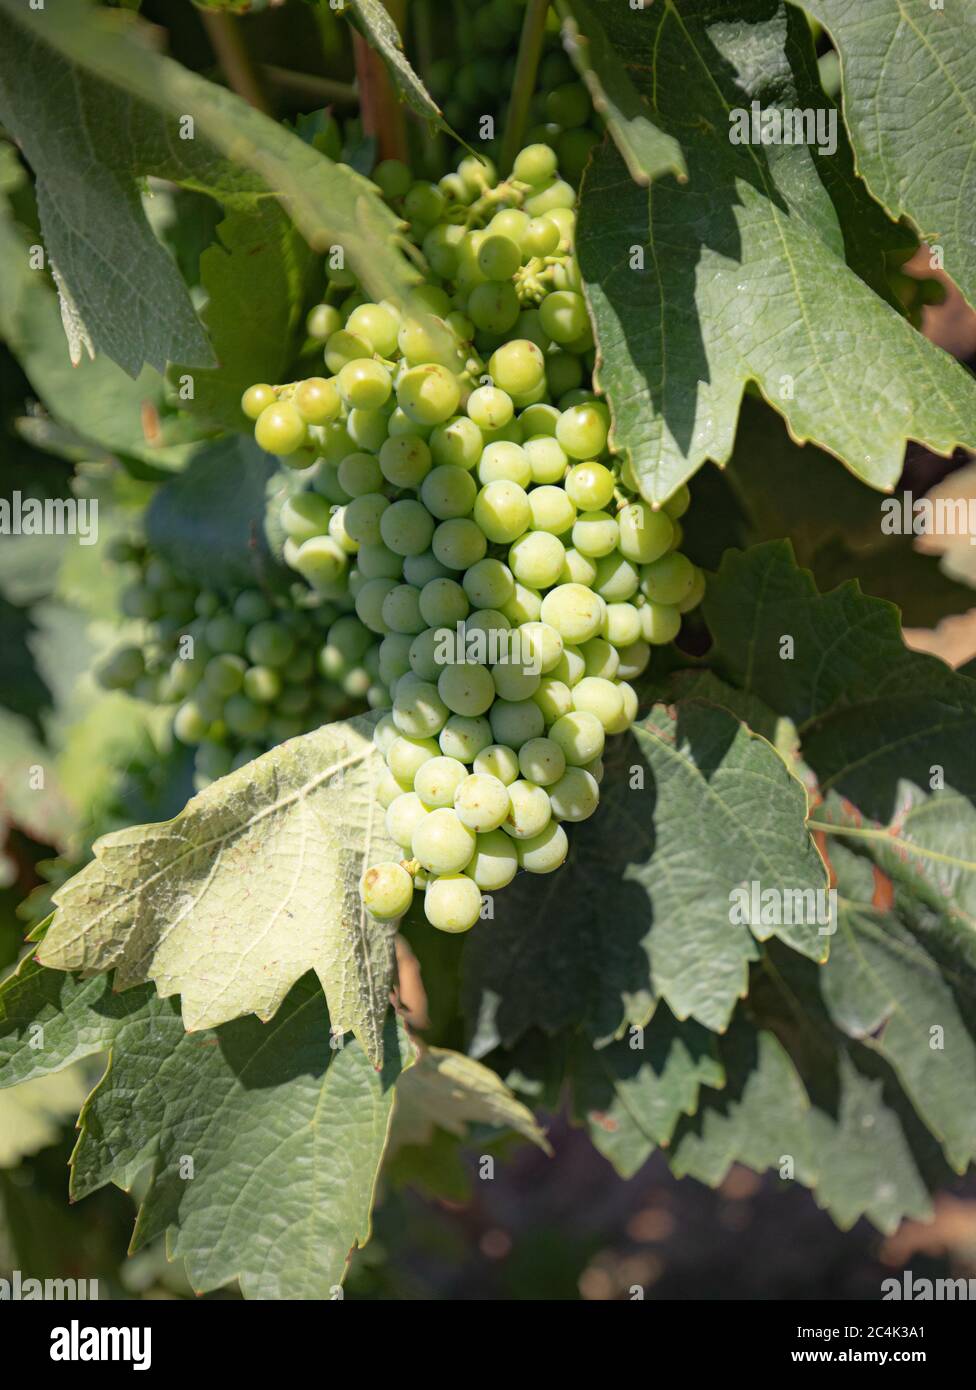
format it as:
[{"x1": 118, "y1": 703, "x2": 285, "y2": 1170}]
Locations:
[
  {"x1": 348, "y1": 0, "x2": 458, "y2": 138},
  {"x1": 393, "y1": 1043, "x2": 550, "y2": 1152}
]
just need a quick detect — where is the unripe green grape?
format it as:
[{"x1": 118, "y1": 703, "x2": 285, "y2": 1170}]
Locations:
[
  {"x1": 548, "y1": 766, "x2": 599, "y2": 822},
  {"x1": 488, "y1": 206, "x2": 530, "y2": 241},
  {"x1": 204, "y1": 652, "x2": 246, "y2": 698},
  {"x1": 508, "y1": 530, "x2": 566, "y2": 588},
  {"x1": 606, "y1": 680, "x2": 638, "y2": 735},
  {"x1": 564, "y1": 462, "x2": 614, "y2": 511},
  {"x1": 242, "y1": 383, "x2": 276, "y2": 420},
  {"x1": 432, "y1": 517, "x2": 488, "y2": 570},
  {"x1": 678, "y1": 566, "x2": 706, "y2": 613},
  {"x1": 420, "y1": 465, "x2": 477, "y2": 520},
  {"x1": 466, "y1": 385, "x2": 514, "y2": 432},
  {"x1": 539, "y1": 290, "x2": 588, "y2": 345},
  {"x1": 408, "y1": 628, "x2": 442, "y2": 681},
  {"x1": 344, "y1": 493, "x2": 390, "y2": 546},
  {"x1": 355, "y1": 576, "x2": 397, "y2": 634},
  {"x1": 524, "y1": 179, "x2": 576, "y2": 216},
  {"x1": 423, "y1": 222, "x2": 465, "y2": 278},
  {"x1": 328, "y1": 505, "x2": 358, "y2": 555},
  {"x1": 378, "y1": 434, "x2": 432, "y2": 489},
  {"x1": 452, "y1": 771, "x2": 510, "y2": 833},
  {"x1": 518, "y1": 820, "x2": 569, "y2": 874},
  {"x1": 663, "y1": 483, "x2": 691, "y2": 520},
  {"x1": 521, "y1": 215, "x2": 561, "y2": 257},
  {"x1": 195, "y1": 740, "x2": 235, "y2": 784},
  {"x1": 466, "y1": 607, "x2": 512, "y2": 639},
  {"x1": 388, "y1": 735, "x2": 440, "y2": 788},
  {"x1": 412, "y1": 807, "x2": 476, "y2": 874},
  {"x1": 528, "y1": 484, "x2": 576, "y2": 535},
  {"x1": 194, "y1": 590, "x2": 221, "y2": 619},
  {"x1": 544, "y1": 351, "x2": 583, "y2": 399},
  {"x1": 616, "y1": 641, "x2": 651, "y2": 681},
  {"x1": 512, "y1": 142, "x2": 558, "y2": 186},
  {"x1": 379, "y1": 632, "x2": 414, "y2": 686},
  {"x1": 374, "y1": 158, "x2": 412, "y2": 199},
  {"x1": 388, "y1": 406, "x2": 430, "y2": 439},
  {"x1": 276, "y1": 684, "x2": 312, "y2": 717},
  {"x1": 553, "y1": 644, "x2": 586, "y2": 687},
  {"x1": 245, "y1": 620, "x2": 295, "y2": 668},
  {"x1": 556, "y1": 403, "x2": 608, "y2": 460},
  {"x1": 397, "y1": 363, "x2": 461, "y2": 426},
  {"x1": 615, "y1": 501, "x2": 672, "y2": 564},
  {"x1": 437, "y1": 663, "x2": 496, "y2": 718},
  {"x1": 419, "y1": 577, "x2": 469, "y2": 628},
  {"x1": 382, "y1": 583, "x2": 426, "y2": 636},
  {"x1": 604, "y1": 602, "x2": 642, "y2": 648},
  {"x1": 572, "y1": 510, "x2": 619, "y2": 558},
  {"x1": 404, "y1": 180, "x2": 447, "y2": 225},
  {"x1": 477, "y1": 441, "x2": 531, "y2": 488},
  {"x1": 491, "y1": 646, "x2": 541, "y2": 702},
  {"x1": 206, "y1": 614, "x2": 247, "y2": 656},
  {"x1": 324, "y1": 614, "x2": 373, "y2": 664},
  {"x1": 468, "y1": 281, "x2": 520, "y2": 335},
  {"x1": 522, "y1": 440, "x2": 565, "y2": 490},
  {"x1": 547, "y1": 206, "x2": 576, "y2": 250},
  {"x1": 337, "y1": 452, "x2": 383, "y2": 498},
  {"x1": 481, "y1": 416, "x2": 523, "y2": 447},
  {"x1": 533, "y1": 676, "x2": 573, "y2": 724},
  {"x1": 324, "y1": 330, "x2": 372, "y2": 375},
  {"x1": 550, "y1": 710, "x2": 605, "y2": 766},
  {"x1": 397, "y1": 314, "x2": 458, "y2": 369},
  {"x1": 394, "y1": 676, "x2": 449, "y2": 737},
  {"x1": 581, "y1": 637, "x2": 620, "y2": 681},
  {"x1": 501, "y1": 779, "x2": 551, "y2": 839},
  {"x1": 293, "y1": 377, "x2": 341, "y2": 426},
  {"x1": 473, "y1": 480, "x2": 530, "y2": 545},
  {"x1": 540, "y1": 583, "x2": 604, "y2": 644},
  {"x1": 431, "y1": 415, "x2": 483, "y2": 470},
  {"x1": 96, "y1": 645, "x2": 145, "y2": 691},
  {"x1": 293, "y1": 536, "x2": 348, "y2": 591},
  {"x1": 361, "y1": 861, "x2": 413, "y2": 921},
  {"x1": 347, "y1": 407, "x2": 390, "y2": 454},
  {"x1": 345, "y1": 302, "x2": 399, "y2": 357},
  {"x1": 489, "y1": 697, "x2": 545, "y2": 749},
  {"x1": 415, "y1": 755, "x2": 469, "y2": 809},
  {"x1": 488, "y1": 339, "x2": 546, "y2": 397},
  {"x1": 590, "y1": 554, "x2": 637, "y2": 603},
  {"x1": 439, "y1": 714, "x2": 493, "y2": 763},
  {"x1": 500, "y1": 581, "x2": 542, "y2": 626},
  {"x1": 520, "y1": 403, "x2": 561, "y2": 438},
  {"x1": 640, "y1": 551, "x2": 695, "y2": 605},
  {"x1": 254, "y1": 402, "x2": 307, "y2": 457},
  {"x1": 243, "y1": 664, "x2": 282, "y2": 704},
  {"x1": 223, "y1": 693, "x2": 269, "y2": 738},
  {"x1": 233, "y1": 590, "x2": 273, "y2": 626},
  {"x1": 311, "y1": 462, "x2": 349, "y2": 507},
  {"x1": 473, "y1": 743, "x2": 520, "y2": 785},
  {"x1": 386, "y1": 789, "x2": 430, "y2": 847},
  {"x1": 463, "y1": 558, "x2": 515, "y2": 610},
  {"x1": 403, "y1": 550, "x2": 452, "y2": 587},
  {"x1": 518, "y1": 735, "x2": 566, "y2": 787},
  {"x1": 376, "y1": 766, "x2": 409, "y2": 809},
  {"x1": 380, "y1": 500, "x2": 436, "y2": 557},
  {"x1": 356, "y1": 542, "x2": 404, "y2": 581},
  {"x1": 306, "y1": 303, "x2": 343, "y2": 341},
  {"x1": 424, "y1": 873, "x2": 482, "y2": 933},
  {"x1": 468, "y1": 829, "x2": 519, "y2": 891},
  {"x1": 477, "y1": 233, "x2": 522, "y2": 281},
  {"x1": 517, "y1": 620, "x2": 563, "y2": 673},
  {"x1": 572, "y1": 675, "x2": 625, "y2": 730},
  {"x1": 640, "y1": 600, "x2": 682, "y2": 645},
  {"x1": 337, "y1": 359, "x2": 392, "y2": 411}
]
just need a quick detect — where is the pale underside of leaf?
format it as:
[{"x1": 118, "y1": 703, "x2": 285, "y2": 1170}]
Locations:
[
  {"x1": 40, "y1": 715, "x2": 401, "y2": 1067},
  {"x1": 394, "y1": 1044, "x2": 551, "y2": 1153}
]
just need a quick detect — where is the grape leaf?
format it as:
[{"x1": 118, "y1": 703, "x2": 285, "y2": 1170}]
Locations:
[
  {"x1": 558, "y1": 0, "x2": 687, "y2": 186},
  {"x1": 38, "y1": 714, "x2": 402, "y2": 1067},
  {"x1": 802, "y1": 0, "x2": 976, "y2": 309},
  {"x1": 570, "y1": 1009, "x2": 724, "y2": 1178},
  {"x1": 0, "y1": 959, "x2": 406, "y2": 1297},
  {"x1": 392, "y1": 1044, "x2": 551, "y2": 1152},
  {"x1": 0, "y1": 1067, "x2": 92, "y2": 1168},
  {"x1": 571, "y1": 0, "x2": 976, "y2": 503},
  {"x1": 705, "y1": 541, "x2": 976, "y2": 928},
  {"x1": 347, "y1": 0, "x2": 458, "y2": 138},
  {"x1": 172, "y1": 203, "x2": 317, "y2": 434},
  {"x1": 462, "y1": 696, "x2": 828, "y2": 1050},
  {"x1": 0, "y1": 0, "x2": 417, "y2": 377}
]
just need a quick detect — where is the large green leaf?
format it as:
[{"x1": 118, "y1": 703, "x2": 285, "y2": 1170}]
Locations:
[
  {"x1": 0, "y1": 0, "x2": 417, "y2": 376},
  {"x1": 706, "y1": 541, "x2": 976, "y2": 927},
  {"x1": 570, "y1": 1010, "x2": 723, "y2": 1178},
  {"x1": 802, "y1": 0, "x2": 976, "y2": 309},
  {"x1": 0, "y1": 1066, "x2": 91, "y2": 1168},
  {"x1": 348, "y1": 0, "x2": 458, "y2": 138},
  {"x1": 570, "y1": 0, "x2": 976, "y2": 502},
  {"x1": 0, "y1": 959, "x2": 405, "y2": 1297},
  {"x1": 461, "y1": 696, "x2": 827, "y2": 1050},
  {"x1": 38, "y1": 715, "x2": 402, "y2": 1066}
]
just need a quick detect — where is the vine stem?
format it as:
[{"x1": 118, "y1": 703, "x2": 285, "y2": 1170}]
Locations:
[
  {"x1": 499, "y1": 0, "x2": 551, "y2": 175},
  {"x1": 200, "y1": 10, "x2": 273, "y2": 116},
  {"x1": 352, "y1": 0, "x2": 408, "y2": 162}
]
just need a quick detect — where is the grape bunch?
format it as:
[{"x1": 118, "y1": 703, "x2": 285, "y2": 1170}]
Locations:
[
  {"x1": 95, "y1": 544, "x2": 372, "y2": 791},
  {"x1": 241, "y1": 140, "x2": 704, "y2": 936}
]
